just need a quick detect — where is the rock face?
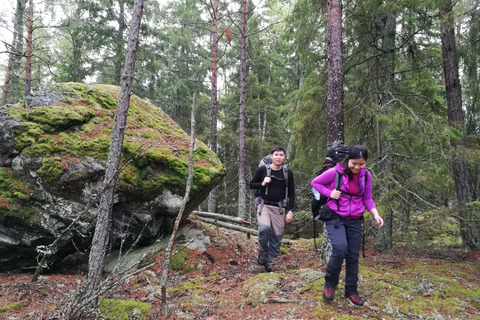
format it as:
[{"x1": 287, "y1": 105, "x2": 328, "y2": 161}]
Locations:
[{"x1": 0, "y1": 83, "x2": 225, "y2": 272}]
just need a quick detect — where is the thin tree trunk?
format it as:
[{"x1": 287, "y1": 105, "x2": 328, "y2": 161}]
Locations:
[
  {"x1": 374, "y1": 7, "x2": 396, "y2": 254},
  {"x1": 440, "y1": 0, "x2": 477, "y2": 251},
  {"x1": 8, "y1": 0, "x2": 26, "y2": 104},
  {"x1": 79, "y1": 0, "x2": 144, "y2": 312},
  {"x1": 114, "y1": 0, "x2": 126, "y2": 85},
  {"x1": 1, "y1": 34, "x2": 16, "y2": 106},
  {"x1": 237, "y1": 0, "x2": 248, "y2": 220},
  {"x1": 322, "y1": 0, "x2": 344, "y2": 263},
  {"x1": 161, "y1": 92, "x2": 197, "y2": 317},
  {"x1": 208, "y1": 0, "x2": 219, "y2": 214},
  {"x1": 24, "y1": 0, "x2": 33, "y2": 96}
]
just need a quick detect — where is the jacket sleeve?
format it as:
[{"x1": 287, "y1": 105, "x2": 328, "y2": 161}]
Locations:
[
  {"x1": 250, "y1": 166, "x2": 266, "y2": 190},
  {"x1": 362, "y1": 171, "x2": 376, "y2": 211},
  {"x1": 311, "y1": 167, "x2": 336, "y2": 198}
]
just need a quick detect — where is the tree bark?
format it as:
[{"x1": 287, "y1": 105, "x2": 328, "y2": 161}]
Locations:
[
  {"x1": 196, "y1": 217, "x2": 258, "y2": 236},
  {"x1": 114, "y1": 0, "x2": 126, "y2": 85},
  {"x1": 374, "y1": 6, "x2": 396, "y2": 254},
  {"x1": 326, "y1": 0, "x2": 344, "y2": 147},
  {"x1": 322, "y1": 0, "x2": 344, "y2": 263},
  {"x1": 24, "y1": 0, "x2": 33, "y2": 96},
  {"x1": 7, "y1": 0, "x2": 26, "y2": 104},
  {"x1": 80, "y1": 0, "x2": 144, "y2": 311},
  {"x1": 440, "y1": 0, "x2": 477, "y2": 251},
  {"x1": 161, "y1": 92, "x2": 197, "y2": 317},
  {"x1": 208, "y1": 0, "x2": 219, "y2": 214},
  {"x1": 238, "y1": 0, "x2": 248, "y2": 220}
]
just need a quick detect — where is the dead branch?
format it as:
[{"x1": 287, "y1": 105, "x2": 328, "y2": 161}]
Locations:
[
  {"x1": 193, "y1": 210, "x2": 251, "y2": 225},
  {"x1": 196, "y1": 216, "x2": 258, "y2": 236}
]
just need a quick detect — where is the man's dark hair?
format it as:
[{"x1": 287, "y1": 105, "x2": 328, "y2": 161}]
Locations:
[{"x1": 270, "y1": 146, "x2": 286, "y2": 154}]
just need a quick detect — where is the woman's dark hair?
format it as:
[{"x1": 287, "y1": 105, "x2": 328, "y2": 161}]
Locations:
[
  {"x1": 270, "y1": 146, "x2": 286, "y2": 154},
  {"x1": 340, "y1": 145, "x2": 368, "y2": 179}
]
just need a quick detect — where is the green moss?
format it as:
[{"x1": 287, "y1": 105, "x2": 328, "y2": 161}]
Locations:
[
  {"x1": 280, "y1": 247, "x2": 289, "y2": 255},
  {"x1": 99, "y1": 299, "x2": 151, "y2": 320},
  {"x1": 37, "y1": 157, "x2": 66, "y2": 183},
  {"x1": 0, "y1": 302, "x2": 26, "y2": 312},
  {"x1": 27, "y1": 105, "x2": 95, "y2": 129},
  {"x1": 170, "y1": 249, "x2": 189, "y2": 271}
]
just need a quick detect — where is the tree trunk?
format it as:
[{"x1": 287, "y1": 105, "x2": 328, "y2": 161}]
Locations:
[
  {"x1": 24, "y1": 0, "x2": 33, "y2": 96},
  {"x1": 114, "y1": 0, "x2": 126, "y2": 85},
  {"x1": 8, "y1": 0, "x2": 26, "y2": 104},
  {"x1": 161, "y1": 92, "x2": 197, "y2": 317},
  {"x1": 374, "y1": 7, "x2": 396, "y2": 254},
  {"x1": 238, "y1": 0, "x2": 248, "y2": 220},
  {"x1": 79, "y1": 0, "x2": 144, "y2": 312},
  {"x1": 440, "y1": 0, "x2": 477, "y2": 251},
  {"x1": 1, "y1": 32, "x2": 17, "y2": 106},
  {"x1": 326, "y1": 0, "x2": 344, "y2": 147},
  {"x1": 208, "y1": 0, "x2": 219, "y2": 214},
  {"x1": 322, "y1": 0, "x2": 344, "y2": 263}
]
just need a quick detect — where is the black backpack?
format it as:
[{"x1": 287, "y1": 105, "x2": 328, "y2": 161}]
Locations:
[{"x1": 311, "y1": 144, "x2": 350, "y2": 220}]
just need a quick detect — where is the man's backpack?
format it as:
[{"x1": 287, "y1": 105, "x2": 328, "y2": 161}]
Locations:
[{"x1": 311, "y1": 144, "x2": 350, "y2": 220}]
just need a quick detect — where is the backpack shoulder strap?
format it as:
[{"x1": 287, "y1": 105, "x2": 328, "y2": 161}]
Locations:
[
  {"x1": 265, "y1": 164, "x2": 271, "y2": 195},
  {"x1": 334, "y1": 169, "x2": 342, "y2": 190},
  {"x1": 283, "y1": 166, "x2": 289, "y2": 202}
]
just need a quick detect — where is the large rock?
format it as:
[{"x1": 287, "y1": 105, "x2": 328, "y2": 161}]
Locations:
[{"x1": 0, "y1": 83, "x2": 225, "y2": 272}]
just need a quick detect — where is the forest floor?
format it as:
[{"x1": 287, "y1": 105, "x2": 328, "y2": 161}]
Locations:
[{"x1": 0, "y1": 218, "x2": 479, "y2": 320}]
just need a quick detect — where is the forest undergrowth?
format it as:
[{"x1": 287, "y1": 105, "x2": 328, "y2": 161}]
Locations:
[{"x1": 0, "y1": 218, "x2": 479, "y2": 320}]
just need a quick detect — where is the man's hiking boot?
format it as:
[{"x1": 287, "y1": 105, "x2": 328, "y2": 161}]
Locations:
[
  {"x1": 265, "y1": 265, "x2": 276, "y2": 273},
  {"x1": 346, "y1": 294, "x2": 364, "y2": 306},
  {"x1": 257, "y1": 258, "x2": 267, "y2": 266},
  {"x1": 322, "y1": 287, "x2": 335, "y2": 301}
]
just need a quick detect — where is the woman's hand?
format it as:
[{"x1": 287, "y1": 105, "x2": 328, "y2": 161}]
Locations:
[
  {"x1": 330, "y1": 189, "x2": 341, "y2": 200},
  {"x1": 370, "y1": 209, "x2": 384, "y2": 228}
]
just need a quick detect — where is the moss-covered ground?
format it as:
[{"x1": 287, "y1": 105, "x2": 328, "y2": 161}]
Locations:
[{"x1": 0, "y1": 219, "x2": 478, "y2": 319}]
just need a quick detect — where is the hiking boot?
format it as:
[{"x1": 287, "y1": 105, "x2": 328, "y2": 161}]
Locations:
[
  {"x1": 257, "y1": 258, "x2": 267, "y2": 266},
  {"x1": 323, "y1": 286, "x2": 335, "y2": 301},
  {"x1": 346, "y1": 294, "x2": 364, "y2": 306},
  {"x1": 265, "y1": 265, "x2": 276, "y2": 273}
]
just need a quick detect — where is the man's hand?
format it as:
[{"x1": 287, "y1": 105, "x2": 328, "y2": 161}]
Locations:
[
  {"x1": 285, "y1": 211, "x2": 293, "y2": 224},
  {"x1": 262, "y1": 176, "x2": 271, "y2": 186}
]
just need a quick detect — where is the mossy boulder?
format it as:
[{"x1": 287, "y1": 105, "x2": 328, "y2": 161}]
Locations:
[{"x1": 0, "y1": 83, "x2": 225, "y2": 272}]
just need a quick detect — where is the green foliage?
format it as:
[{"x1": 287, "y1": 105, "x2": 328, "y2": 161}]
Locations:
[
  {"x1": 99, "y1": 299, "x2": 152, "y2": 320},
  {"x1": 170, "y1": 249, "x2": 189, "y2": 271},
  {"x1": 0, "y1": 302, "x2": 26, "y2": 312}
]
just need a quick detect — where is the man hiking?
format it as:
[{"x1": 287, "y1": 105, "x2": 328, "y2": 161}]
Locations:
[{"x1": 250, "y1": 147, "x2": 295, "y2": 272}]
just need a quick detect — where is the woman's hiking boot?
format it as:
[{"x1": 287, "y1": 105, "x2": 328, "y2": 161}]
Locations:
[
  {"x1": 346, "y1": 294, "x2": 364, "y2": 306},
  {"x1": 322, "y1": 286, "x2": 335, "y2": 301}
]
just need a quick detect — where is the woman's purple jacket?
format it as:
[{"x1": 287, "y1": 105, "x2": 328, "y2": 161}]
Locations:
[{"x1": 311, "y1": 164, "x2": 376, "y2": 219}]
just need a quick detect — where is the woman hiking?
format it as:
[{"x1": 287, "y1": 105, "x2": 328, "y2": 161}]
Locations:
[{"x1": 311, "y1": 145, "x2": 383, "y2": 306}]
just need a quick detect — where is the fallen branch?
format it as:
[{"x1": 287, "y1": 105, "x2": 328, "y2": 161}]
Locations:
[
  {"x1": 196, "y1": 217, "x2": 258, "y2": 236},
  {"x1": 193, "y1": 211, "x2": 251, "y2": 225}
]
